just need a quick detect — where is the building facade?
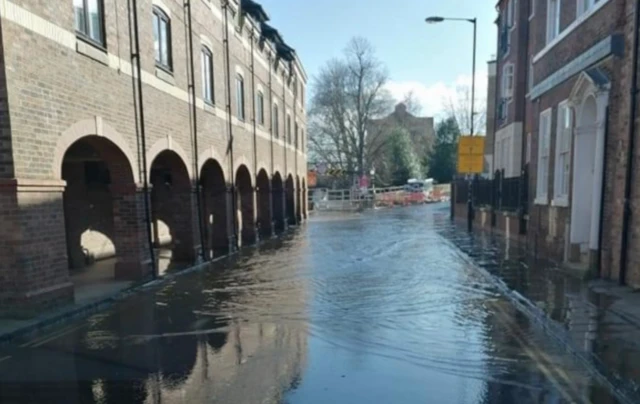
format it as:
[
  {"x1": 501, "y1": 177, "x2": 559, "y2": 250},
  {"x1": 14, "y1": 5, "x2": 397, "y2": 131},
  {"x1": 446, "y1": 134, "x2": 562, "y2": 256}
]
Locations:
[
  {"x1": 485, "y1": 60, "x2": 497, "y2": 174},
  {"x1": 0, "y1": 0, "x2": 308, "y2": 313},
  {"x1": 491, "y1": 0, "x2": 640, "y2": 287}
]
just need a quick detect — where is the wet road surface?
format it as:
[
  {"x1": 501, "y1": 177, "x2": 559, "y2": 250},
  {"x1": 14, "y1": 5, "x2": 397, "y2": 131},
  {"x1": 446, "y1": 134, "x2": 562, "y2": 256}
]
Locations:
[{"x1": 0, "y1": 205, "x2": 624, "y2": 403}]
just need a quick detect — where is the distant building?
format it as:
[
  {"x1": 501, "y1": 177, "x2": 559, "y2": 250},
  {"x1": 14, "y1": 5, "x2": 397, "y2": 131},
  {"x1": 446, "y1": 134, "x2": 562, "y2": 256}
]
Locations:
[{"x1": 367, "y1": 103, "x2": 436, "y2": 166}]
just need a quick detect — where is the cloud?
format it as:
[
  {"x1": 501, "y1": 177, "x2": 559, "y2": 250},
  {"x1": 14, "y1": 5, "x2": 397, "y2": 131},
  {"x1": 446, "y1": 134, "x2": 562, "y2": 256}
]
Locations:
[{"x1": 385, "y1": 71, "x2": 489, "y2": 120}]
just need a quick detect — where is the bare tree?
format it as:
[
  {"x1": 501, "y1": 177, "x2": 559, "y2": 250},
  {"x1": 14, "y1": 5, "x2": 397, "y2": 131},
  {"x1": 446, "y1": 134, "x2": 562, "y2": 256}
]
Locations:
[
  {"x1": 445, "y1": 84, "x2": 486, "y2": 136},
  {"x1": 401, "y1": 90, "x2": 423, "y2": 115},
  {"x1": 308, "y1": 37, "x2": 394, "y2": 178}
]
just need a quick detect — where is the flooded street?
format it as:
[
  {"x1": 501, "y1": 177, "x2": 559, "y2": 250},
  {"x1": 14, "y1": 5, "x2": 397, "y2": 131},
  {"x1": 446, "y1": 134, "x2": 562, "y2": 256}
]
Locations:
[{"x1": 0, "y1": 205, "x2": 624, "y2": 403}]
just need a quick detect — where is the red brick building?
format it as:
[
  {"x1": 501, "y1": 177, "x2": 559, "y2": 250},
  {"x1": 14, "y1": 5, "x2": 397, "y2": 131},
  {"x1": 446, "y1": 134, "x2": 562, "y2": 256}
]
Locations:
[
  {"x1": 491, "y1": 0, "x2": 640, "y2": 287},
  {"x1": 0, "y1": 0, "x2": 308, "y2": 314}
]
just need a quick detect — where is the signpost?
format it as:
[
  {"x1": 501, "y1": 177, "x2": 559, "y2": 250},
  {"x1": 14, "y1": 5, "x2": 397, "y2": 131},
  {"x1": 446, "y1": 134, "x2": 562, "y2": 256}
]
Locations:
[{"x1": 457, "y1": 136, "x2": 485, "y2": 232}]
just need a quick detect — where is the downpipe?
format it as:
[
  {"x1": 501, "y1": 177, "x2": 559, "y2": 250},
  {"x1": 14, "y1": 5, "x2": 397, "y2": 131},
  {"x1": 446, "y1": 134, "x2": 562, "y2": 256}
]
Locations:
[
  {"x1": 619, "y1": 0, "x2": 640, "y2": 285},
  {"x1": 131, "y1": 0, "x2": 157, "y2": 279},
  {"x1": 184, "y1": 0, "x2": 207, "y2": 262},
  {"x1": 222, "y1": 2, "x2": 237, "y2": 251},
  {"x1": 597, "y1": 107, "x2": 609, "y2": 275}
]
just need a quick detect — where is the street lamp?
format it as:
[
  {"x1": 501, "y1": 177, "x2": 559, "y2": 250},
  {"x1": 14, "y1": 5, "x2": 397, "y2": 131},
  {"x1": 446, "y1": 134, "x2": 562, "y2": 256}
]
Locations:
[{"x1": 425, "y1": 15, "x2": 477, "y2": 231}]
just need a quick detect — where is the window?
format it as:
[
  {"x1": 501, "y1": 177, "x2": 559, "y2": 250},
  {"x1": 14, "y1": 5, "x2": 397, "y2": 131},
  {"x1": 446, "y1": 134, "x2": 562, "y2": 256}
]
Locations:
[
  {"x1": 273, "y1": 104, "x2": 279, "y2": 138},
  {"x1": 577, "y1": 0, "x2": 600, "y2": 16},
  {"x1": 507, "y1": 0, "x2": 517, "y2": 28},
  {"x1": 295, "y1": 123, "x2": 299, "y2": 148},
  {"x1": 546, "y1": 0, "x2": 561, "y2": 43},
  {"x1": 530, "y1": 0, "x2": 536, "y2": 19},
  {"x1": 300, "y1": 83, "x2": 304, "y2": 106},
  {"x1": 503, "y1": 64, "x2": 514, "y2": 99},
  {"x1": 526, "y1": 132, "x2": 532, "y2": 163},
  {"x1": 201, "y1": 47, "x2": 214, "y2": 104},
  {"x1": 536, "y1": 108, "x2": 552, "y2": 201},
  {"x1": 236, "y1": 75, "x2": 245, "y2": 121},
  {"x1": 528, "y1": 61, "x2": 534, "y2": 92},
  {"x1": 554, "y1": 102, "x2": 572, "y2": 202},
  {"x1": 74, "y1": 0, "x2": 104, "y2": 46},
  {"x1": 256, "y1": 92, "x2": 264, "y2": 125},
  {"x1": 287, "y1": 114, "x2": 292, "y2": 144},
  {"x1": 153, "y1": 7, "x2": 172, "y2": 71},
  {"x1": 301, "y1": 129, "x2": 305, "y2": 150}
]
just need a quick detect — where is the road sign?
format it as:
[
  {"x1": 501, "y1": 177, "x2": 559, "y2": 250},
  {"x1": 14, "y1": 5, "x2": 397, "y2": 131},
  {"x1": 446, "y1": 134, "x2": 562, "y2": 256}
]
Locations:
[{"x1": 457, "y1": 135, "x2": 485, "y2": 174}]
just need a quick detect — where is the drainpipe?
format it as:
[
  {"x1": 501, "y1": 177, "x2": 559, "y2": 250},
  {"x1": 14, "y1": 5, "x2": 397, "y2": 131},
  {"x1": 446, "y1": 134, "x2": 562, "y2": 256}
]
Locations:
[
  {"x1": 619, "y1": 0, "x2": 640, "y2": 285},
  {"x1": 250, "y1": 30, "x2": 259, "y2": 239},
  {"x1": 268, "y1": 52, "x2": 275, "y2": 234},
  {"x1": 293, "y1": 66, "x2": 298, "y2": 223},
  {"x1": 222, "y1": 1, "x2": 237, "y2": 250},
  {"x1": 518, "y1": 2, "x2": 530, "y2": 236},
  {"x1": 282, "y1": 69, "x2": 288, "y2": 227},
  {"x1": 185, "y1": 0, "x2": 206, "y2": 262},
  {"x1": 597, "y1": 107, "x2": 610, "y2": 274},
  {"x1": 131, "y1": 0, "x2": 157, "y2": 278}
]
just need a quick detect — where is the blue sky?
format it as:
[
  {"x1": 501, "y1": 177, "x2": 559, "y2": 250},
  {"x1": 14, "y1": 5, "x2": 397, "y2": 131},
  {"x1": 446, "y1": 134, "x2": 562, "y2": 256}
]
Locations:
[{"x1": 260, "y1": 0, "x2": 497, "y2": 120}]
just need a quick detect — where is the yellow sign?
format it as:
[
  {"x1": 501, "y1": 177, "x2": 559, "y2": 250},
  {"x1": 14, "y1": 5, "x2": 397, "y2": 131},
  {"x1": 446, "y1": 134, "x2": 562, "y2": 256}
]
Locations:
[{"x1": 457, "y1": 135, "x2": 485, "y2": 174}]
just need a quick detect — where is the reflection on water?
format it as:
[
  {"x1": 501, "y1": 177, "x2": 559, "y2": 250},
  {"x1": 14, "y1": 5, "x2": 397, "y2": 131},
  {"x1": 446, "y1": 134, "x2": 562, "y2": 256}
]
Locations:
[{"x1": 0, "y1": 205, "x2": 627, "y2": 403}]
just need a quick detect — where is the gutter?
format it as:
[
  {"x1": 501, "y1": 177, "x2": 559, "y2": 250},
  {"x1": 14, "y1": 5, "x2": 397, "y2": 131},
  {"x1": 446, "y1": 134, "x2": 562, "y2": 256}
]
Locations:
[
  {"x1": 619, "y1": 0, "x2": 640, "y2": 285},
  {"x1": 223, "y1": 1, "x2": 237, "y2": 250}
]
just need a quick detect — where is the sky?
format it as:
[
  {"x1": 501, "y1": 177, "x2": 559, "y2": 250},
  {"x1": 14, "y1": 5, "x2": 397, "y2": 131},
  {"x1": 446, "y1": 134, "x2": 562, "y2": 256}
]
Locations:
[{"x1": 260, "y1": 0, "x2": 497, "y2": 123}]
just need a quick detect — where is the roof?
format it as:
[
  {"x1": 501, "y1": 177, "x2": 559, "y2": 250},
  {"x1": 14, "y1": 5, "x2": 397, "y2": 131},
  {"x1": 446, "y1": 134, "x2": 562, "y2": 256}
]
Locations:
[{"x1": 241, "y1": 0, "x2": 269, "y2": 23}]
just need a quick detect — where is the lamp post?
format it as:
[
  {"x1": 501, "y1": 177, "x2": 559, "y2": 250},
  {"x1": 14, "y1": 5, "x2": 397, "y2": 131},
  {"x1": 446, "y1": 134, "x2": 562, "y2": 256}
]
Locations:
[{"x1": 426, "y1": 16, "x2": 477, "y2": 231}]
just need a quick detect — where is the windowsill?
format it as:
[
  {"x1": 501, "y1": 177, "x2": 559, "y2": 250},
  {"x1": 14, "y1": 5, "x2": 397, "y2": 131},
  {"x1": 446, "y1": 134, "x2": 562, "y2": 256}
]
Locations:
[
  {"x1": 551, "y1": 197, "x2": 569, "y2": 207},
  {"x1": 533, "y1": 0, "x2": 611, "y2": 64},
  {"x1": 534, "y1": 197, "x2": 548, "y2": 206},
  {"x1": 203, "y1": 102, "x2": 216, "y2": 115},
  {"x1": 76, "y1": 38, "x2": 109, "y2": 66},
  {"x1": 155, "y1": 67, "x2": 175, "y2": 85}
]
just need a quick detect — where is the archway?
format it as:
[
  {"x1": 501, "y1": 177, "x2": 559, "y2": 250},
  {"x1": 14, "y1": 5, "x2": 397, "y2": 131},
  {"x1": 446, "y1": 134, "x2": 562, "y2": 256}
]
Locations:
[
  {"x1": 150, "y1": 150, "x2": 196, "y2": 272},
  {"x1": 286, "y1": 174, "x2": 296, "y2": 225},
  {"x1": 571, "y1": 96, "x2": 597, "y2": 253},
  {"x1": 235, "y1": 165, "x2": 256, "y2": 245},
  {"x1": 201, "y1": 159, "x2": 229, "y2": 258},
  {"x1": 302, "y1": 178, "x2": 308, "y2": 218},
  {"x1": 62, "y1": 135, "x2": 150, "y2": 281},
  {"x1": 295, "y1": 175, "x2": 302, "y2": 222},
  {"x1": 256, "y1": 169, "x2": 272, "y2": 237},
  {"x1": 272, "y1": 172, "x2": 285, "y2": 232}
]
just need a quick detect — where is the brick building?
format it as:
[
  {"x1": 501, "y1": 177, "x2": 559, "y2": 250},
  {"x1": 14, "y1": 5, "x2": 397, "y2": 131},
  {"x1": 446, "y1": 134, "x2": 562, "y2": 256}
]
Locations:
[
  {"x1": 0, "y1": 0, "x2": 308, "y2": 314},
  {"x1": 490, "y1": 0, "x2": 640, "y2": 287},
  {"x1": 484, "y1": 60, "x2": 497, "y2": 174}
]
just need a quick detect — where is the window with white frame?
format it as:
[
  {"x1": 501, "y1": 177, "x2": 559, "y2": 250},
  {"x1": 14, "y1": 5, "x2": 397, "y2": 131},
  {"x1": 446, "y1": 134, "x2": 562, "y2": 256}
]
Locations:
[
  {"x1": 554, "y1": 102, "x2": 572, "y2": 201},
  {"x1": 577, "y1": 0, "x2": 600, "y2": 16},
  {"x1": 530, "y1": 0, "x2": 536, "y2": 19},
  {"x1": 537, "y1": 108, "x2": 552, "y2": 201},
  {"x1": 201, "y1": 47, "x2": 214, "y2": 104},
  {"x1": 503, "y1": 64, "x2": 514, "y2": 100},
  {"x1": 526, "y1": 132, "x2": 532, "y2": 163},
  {"x1": 507, "y1": 0, "x2": 517, "y2": 28},
  {"x1": 236, "y1": 74, "x2": 245, "y2": 121},
  {"x1": 546, "y1": 0, "x2": 561, "y2": 44}
]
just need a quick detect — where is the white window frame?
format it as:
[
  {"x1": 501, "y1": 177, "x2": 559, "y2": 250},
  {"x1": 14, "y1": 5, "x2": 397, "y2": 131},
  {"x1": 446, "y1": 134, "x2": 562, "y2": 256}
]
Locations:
[
  {"x1": 201, "y1": 46, "x2": 214, "y2": 104},
  {"x1": 536, "y1": 108, "x2": 552, "y2": 204},
  {"x1": 553, "y1": 101, "x2": 572, "y2": 206},
  {"x1": 507, "y1": 0, "x2": 517, "y2": 29},
  {"x1": 529, "y1": 0, "x2": 536, "y2": 20},
  {"x1": 546, "y1": 0, "x2": 561, "y2": 44},
  {"x1": 502, "y1": 63, "x2": 514, "y2": 100},
  {"x1": 577, "y1": 0, "x2": 598, "y2": 16}
]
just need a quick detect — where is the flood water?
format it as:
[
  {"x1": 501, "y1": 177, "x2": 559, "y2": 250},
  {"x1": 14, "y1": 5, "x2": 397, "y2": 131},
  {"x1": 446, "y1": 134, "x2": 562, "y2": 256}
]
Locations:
[{"x1": 0, "y1": 205, "x2": 623, "y2": 403}]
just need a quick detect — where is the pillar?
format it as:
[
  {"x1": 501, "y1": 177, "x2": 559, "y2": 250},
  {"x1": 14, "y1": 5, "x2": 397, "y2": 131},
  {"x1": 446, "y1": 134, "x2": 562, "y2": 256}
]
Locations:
[
  {"x1": 0, "y1": 179, "x2": 74, "y2": 316},
  {"x1": 112, "y1": 184, "x2": 154, "y2": 281}
]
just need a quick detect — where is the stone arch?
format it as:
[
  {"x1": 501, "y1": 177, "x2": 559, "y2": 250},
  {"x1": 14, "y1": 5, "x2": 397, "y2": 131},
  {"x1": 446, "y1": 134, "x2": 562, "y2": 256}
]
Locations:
[
  {"x1": 201, "y1": 158, "x2": 229, "y2": 258},
  {"x1": 198, "y1": 146, "x2": 228, "y2": 182},
  {"x1": 147, "y1": 136, "x2": 193, "y2": 183},
  {"x1": 54, "y1": 118, "x2": 139, "y2": 184},
  {"x1": 61, "y1": 134, "x2": 151, "y2": 281},
  {"x1": 152, "y1": 0, "x2": 172, "y2": 17},
  {"x1": 200, "y1": 34, "x2": 214, "y2": 50},
  {"x1": 256, "y1": 169, "x2": 272, "y2": 237},
  {"x1": 272, "y1": 171, "x2": 285, "y2": 231},
  {"x1": 285, "y1": 174, "x2": 295, "y2": 225},
  {"x1": 149, "y1": 149, "x2": 197, "y2": 271},
  {"x1": 233, "y1": 155, "x2": 253, "y2": 179},
  {"x1": 235, "y1": 164, "x2": 256, "y2": 246}
]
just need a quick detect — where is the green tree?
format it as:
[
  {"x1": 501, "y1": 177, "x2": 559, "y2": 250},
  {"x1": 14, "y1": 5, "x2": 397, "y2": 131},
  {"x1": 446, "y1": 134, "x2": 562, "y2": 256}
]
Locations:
[
  {"x1": 427, "y1": 117, "x2": 460, "y2": 183},
  {"x1": 387, "y1": 128, "x2": 421, "y2": 186}
]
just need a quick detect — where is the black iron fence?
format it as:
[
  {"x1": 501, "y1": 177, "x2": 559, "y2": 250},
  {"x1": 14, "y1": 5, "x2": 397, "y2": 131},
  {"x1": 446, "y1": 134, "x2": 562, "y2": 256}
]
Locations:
[{"x1": 454, "y1": 165, "x2": 529, "y2": 214}]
